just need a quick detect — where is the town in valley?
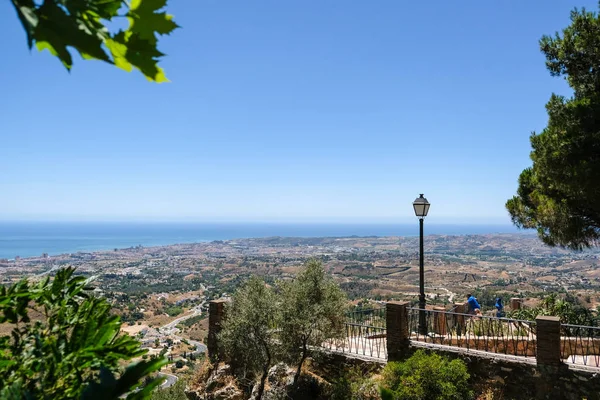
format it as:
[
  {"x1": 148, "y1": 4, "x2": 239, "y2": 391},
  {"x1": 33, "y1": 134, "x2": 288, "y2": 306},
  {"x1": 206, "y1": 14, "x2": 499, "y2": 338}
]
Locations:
[{"x1": 1, "y1": 232, "x2": 599, "y2": 379}]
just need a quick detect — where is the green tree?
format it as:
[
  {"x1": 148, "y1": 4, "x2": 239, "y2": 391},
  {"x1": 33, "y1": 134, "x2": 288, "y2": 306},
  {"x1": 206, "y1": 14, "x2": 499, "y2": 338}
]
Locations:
[
  {"x1": 280, "y1": 259, "x2": 347, "y2": 385},
  {"x1": 0, "y1": 267, "x2": 166, "y2": 399},
  {"x1": 219, "y1": 276, "x2": 279, "y2": 400},
  {"x1": 9, "y1": 0, "x2": 178, "y2": 82},
  {"x1": 507, "y1": 4, "x2": 600, "y2": 249},
  {"x1": 380, "y1": 350, "x2": 473, "y2": 400}
]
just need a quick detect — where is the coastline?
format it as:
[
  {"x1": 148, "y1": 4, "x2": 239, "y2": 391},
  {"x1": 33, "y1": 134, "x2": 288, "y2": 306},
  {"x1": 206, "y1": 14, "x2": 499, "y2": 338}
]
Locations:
[{"x1": 0, "y1": 222, "x2": 531, "y2": 261}]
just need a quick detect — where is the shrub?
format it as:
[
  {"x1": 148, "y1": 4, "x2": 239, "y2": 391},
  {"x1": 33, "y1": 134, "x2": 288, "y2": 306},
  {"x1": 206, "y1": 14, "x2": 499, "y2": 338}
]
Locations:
[{"x1": 380, "y1": 350, "x2": 473, "y2": 400}]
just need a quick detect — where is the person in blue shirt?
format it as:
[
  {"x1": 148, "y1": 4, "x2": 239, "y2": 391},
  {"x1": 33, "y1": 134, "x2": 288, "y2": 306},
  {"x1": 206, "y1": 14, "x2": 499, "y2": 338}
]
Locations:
[
  {"x1": 495, "y1": 297, "x2": 504, "y2": 318},
  {"x1": 466, "y1": 293, "x2": 481, "y2": 315}
]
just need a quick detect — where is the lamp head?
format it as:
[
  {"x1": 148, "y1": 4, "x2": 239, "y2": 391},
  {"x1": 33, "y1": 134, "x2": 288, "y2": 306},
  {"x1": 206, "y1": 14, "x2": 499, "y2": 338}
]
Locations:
[{"x1": 412, "y1": 194, "x2": 430, "y2": 218}]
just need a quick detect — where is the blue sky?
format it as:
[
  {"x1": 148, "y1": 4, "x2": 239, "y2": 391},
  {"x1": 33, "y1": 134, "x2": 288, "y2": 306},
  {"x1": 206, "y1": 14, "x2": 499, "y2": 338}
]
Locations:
[{"x1": 0, "y1": 1, "x2": 593, "y2": 223}]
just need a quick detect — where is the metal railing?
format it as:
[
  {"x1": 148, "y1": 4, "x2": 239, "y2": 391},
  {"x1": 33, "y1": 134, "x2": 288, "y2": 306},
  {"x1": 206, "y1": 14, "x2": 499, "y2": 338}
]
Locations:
[
  {"x1": 323, "y1": 307, "x2": 387, "y2": 359},
  {"x1": 346, "y1": 307, "x2": 386, "y2": 328},
  {"x1": 561, "y1": 324, "x2": 600, "y2": 368},
  {"x1": 408, "y1": 308, "x2": 537, "y2": 358}
]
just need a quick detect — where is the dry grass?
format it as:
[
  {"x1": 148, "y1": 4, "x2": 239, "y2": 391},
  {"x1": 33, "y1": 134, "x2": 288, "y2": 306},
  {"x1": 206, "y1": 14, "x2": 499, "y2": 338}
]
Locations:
[{"x1": 188, "y1": 358, "x2": 216, "y2": 390}]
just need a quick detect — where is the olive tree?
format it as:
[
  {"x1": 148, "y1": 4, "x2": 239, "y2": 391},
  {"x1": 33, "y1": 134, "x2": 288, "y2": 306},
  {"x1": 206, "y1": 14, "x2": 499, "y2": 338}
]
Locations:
[
  {"x1": 219, "y1": 276, "x2": 280, "y2": 400},
  {"x1": 280, "y1": 259, "x2": 347, "y2": 385}
]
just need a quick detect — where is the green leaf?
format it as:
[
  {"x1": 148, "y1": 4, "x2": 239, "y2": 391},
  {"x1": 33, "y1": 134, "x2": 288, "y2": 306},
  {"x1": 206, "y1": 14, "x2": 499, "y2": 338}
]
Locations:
[
  {"x1": 129, "y1": 0, "x2": 179, "y2": 43},
  {"x1": 11, "y1": 0, "x2": 38, "y2": 48},
  {"x1": 105, "y1": 35, "x2": 134, "y2": 72},
  {"x1": 107, "y1": 30, "x2": 167, "y2": 82}
]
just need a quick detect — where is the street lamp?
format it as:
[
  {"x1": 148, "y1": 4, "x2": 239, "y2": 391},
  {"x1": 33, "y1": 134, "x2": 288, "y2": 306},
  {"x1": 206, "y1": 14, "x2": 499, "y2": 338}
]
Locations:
[{"x1": 413, "y1": 194, "x2": 430, "y2": 335}]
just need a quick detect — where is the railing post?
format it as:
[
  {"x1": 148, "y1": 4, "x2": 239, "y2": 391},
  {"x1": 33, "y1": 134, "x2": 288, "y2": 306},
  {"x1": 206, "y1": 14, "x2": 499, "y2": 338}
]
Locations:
[
  {"x1": 536, "y1": 316, "x2": 561, "y2": 367},
  {"x1": 534, "y1": 316, "x2": 570, "y2": 399},
  {"x1": 386, "y1": 301, "x2": 410, "y2": 361},
  {"x1": 208, "y1": 299, "x2": 228, "y2": 362},
  {"x1": 433, "y1": 307, "x2": 447, "y2": 335},
  {"x1": 452, "y1": 303, "x2": 468, "y2": 335},
  {"x1": 510, "y1": 298, "x2": 522, "y2": 310}
]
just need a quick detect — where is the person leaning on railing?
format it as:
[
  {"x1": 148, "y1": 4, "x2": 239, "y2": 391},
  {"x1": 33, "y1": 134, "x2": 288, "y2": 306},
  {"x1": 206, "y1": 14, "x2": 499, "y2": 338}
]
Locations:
[
  {"x1": 495, "y1": 297, "x2": 505, "y2": 318},
  {"x1": 466, "y1": 294, "x2": 482, "y2": 316}
]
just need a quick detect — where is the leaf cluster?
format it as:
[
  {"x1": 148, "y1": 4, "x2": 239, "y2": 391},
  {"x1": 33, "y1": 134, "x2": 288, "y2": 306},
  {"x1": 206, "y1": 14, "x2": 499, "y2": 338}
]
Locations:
[
  {"x1": 10, "y1": 0, "x2": 178, "y2": 82},
  {"x1": 0, "y1": 267, "x2": 166, "y2": 399},
  {"x1": 507, "y1": 3, "x2": 600, "y2": 249}
]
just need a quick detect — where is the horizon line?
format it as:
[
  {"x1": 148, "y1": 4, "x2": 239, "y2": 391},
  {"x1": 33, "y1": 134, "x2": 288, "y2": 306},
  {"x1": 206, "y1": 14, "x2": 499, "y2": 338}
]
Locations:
[{"x1": 0, "y1": 219, "x2": 518, "y2": 226}]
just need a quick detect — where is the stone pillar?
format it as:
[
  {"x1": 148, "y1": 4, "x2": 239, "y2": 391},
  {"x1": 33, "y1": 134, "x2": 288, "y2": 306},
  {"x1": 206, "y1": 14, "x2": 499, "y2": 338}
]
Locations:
[
  {"x1": 432, "y1": 307, "x2": 447, "y2": 336},
  {"x1": 386, "y1": 301, "x2": 410, "y2": 361},
  {"x1": 534, "y1": 316, "x2": 568, "y2": 399},
  {"x1": 536, "y1": 316, "x2": 562, "y2": 367},
  {"x1": 208, "y1": 299, "x2": 228, "y2": 362},
  {"x1": 510, "y1": 298, "x2": 522, "y2": 310}
]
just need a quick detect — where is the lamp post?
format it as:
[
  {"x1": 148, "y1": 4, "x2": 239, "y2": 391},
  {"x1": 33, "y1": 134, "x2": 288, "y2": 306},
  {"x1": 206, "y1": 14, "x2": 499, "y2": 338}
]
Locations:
[{"x1": 413, "y1": 194, "x2": 430, "y2": 335}]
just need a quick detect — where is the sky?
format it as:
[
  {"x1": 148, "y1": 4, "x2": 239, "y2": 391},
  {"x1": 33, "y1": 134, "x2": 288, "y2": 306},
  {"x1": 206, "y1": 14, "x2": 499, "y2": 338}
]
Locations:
[{"x1": 0, "y1": 1, "x2": 594, "y2": 224}]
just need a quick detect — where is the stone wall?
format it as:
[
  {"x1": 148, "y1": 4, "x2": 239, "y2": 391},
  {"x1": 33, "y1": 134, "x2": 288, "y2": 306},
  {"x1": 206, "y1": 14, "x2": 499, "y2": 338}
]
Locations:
[{"x1": 408, "y1": 346, "x2": 600, "y2": 400}]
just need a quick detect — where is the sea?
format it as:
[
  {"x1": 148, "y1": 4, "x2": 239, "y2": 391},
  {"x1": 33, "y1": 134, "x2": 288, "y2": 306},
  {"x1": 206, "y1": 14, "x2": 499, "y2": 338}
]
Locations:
[{"x1": 0, "y1": 222, "x2": 523, "y2": 260}]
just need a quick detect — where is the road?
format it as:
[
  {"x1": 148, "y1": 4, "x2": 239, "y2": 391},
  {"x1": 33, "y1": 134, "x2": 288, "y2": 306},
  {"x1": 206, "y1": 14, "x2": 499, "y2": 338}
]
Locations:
[
  {"x1": 159, "y1": 299, "x2": 208, "y2": 354},
  {"x1": 160, "y1": 284, "x2": 207, "y2": 332},
  {"x1": 150, "y1": 285, "x2": 211, "y2": 389},
  {"x1": 155, "y1": 297, "x2": 208, "y2": 389},
  {"x1": 187, "y1": 338, "x2": 207, "y2": 355},
  {"x1": 158, "y1": 372, "x2": 178, "y2": 389},
  {"x1": 162, "y1": 304, "x2": 204, "y2": 331}
]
